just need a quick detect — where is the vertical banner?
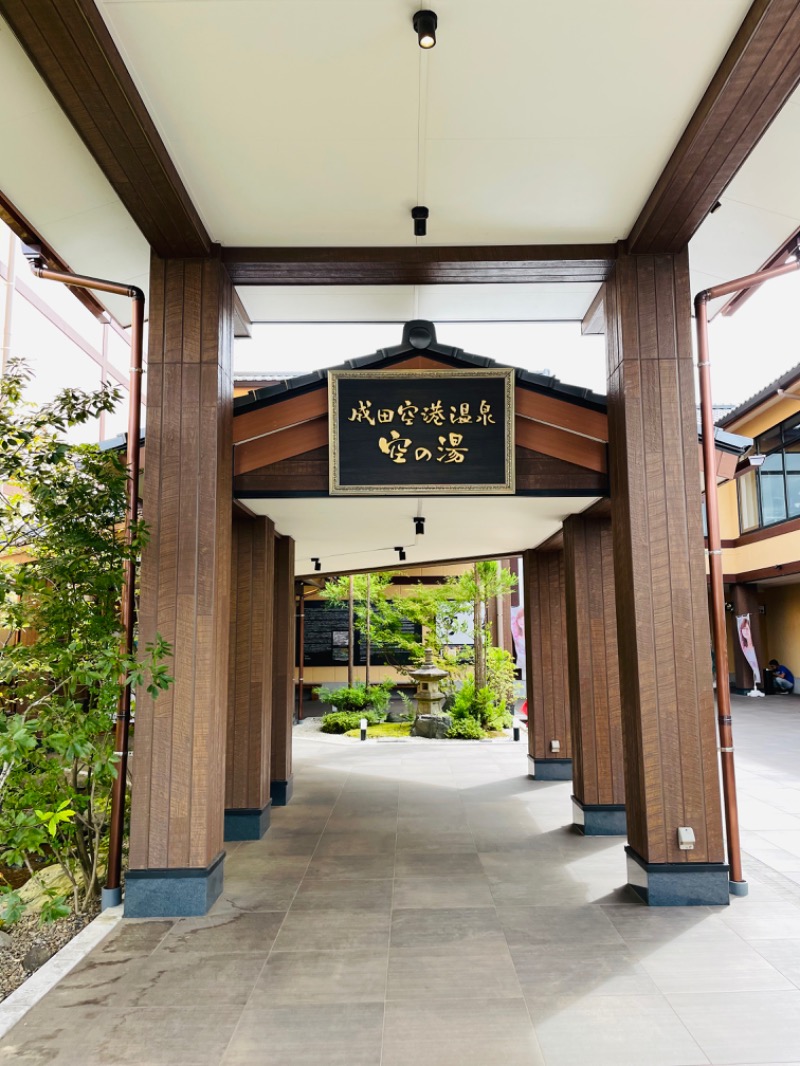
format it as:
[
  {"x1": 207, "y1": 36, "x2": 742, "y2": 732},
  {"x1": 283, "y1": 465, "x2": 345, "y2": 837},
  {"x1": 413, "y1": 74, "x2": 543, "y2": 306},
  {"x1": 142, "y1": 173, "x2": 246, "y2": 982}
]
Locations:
[
  {"x1": 736, "y1": 614, "x2": 761, "y2": 685},
  {"x1": 510, "y1": 604, "x2": 526, "y2": 679}
]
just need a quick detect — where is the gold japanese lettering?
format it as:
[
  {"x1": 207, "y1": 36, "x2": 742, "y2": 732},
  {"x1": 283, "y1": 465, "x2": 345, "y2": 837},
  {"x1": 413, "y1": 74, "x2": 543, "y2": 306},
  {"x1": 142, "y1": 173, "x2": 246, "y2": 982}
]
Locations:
[
  {"x1": 421, "y1": 400, "x2": 445, "y2": 426},
  {"x1": 349, "y1": 400, "x2": 375, "y2": 425},
  {"x1": 450, "y1": 402, "x2": 472, "y2": 424},
  {"x1": 377, "y1": 408, "x2": 395, "y2": 423},
  {"x1": 437, "y1": 433, "x2": 468, "y2": 464},
  {"x1": 414, "y1": 446, "x2": 432, "y2": 462},
  {"x1": 476, "y1": 400, "x2": 495, "y2": 426},
  {"x1": 397, "y1": 400, "x2": 419, "y2": 425},
  {"x1": 379, "y1": 429, "x2": 412, "y2": 464}
]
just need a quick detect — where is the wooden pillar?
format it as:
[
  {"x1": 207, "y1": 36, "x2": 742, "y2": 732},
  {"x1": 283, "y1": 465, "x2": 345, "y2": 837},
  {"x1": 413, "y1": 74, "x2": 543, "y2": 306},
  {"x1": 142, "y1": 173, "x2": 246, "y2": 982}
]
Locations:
[
  {"x1": 523, "y1": 549, "x2": 571, "y2": 779},
  {"x1": 605, "y1": 250, "x2": 727, "y2": 905},
  {"x1": 127, "y1": 251, "x2": 233, "y2": 917},
  {"x1": 224, "y1": 512, "x2": 275, "y2": 841},
  {"x1": 730, "y1": 583, "x2": 764, "y2": 692},
  {"x1": 563, "y1": 515, "x2": 626, "y2": 834},
  {"x1": 270, "y1": 534, "x2": 296, "y2": 805}
]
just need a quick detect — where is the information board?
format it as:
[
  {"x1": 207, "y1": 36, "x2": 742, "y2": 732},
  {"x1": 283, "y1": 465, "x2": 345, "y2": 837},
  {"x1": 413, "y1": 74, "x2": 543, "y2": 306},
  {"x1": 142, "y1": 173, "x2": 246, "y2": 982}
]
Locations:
[{"x1": 298, "y1": 601, "x2": 422, "y2": 667}]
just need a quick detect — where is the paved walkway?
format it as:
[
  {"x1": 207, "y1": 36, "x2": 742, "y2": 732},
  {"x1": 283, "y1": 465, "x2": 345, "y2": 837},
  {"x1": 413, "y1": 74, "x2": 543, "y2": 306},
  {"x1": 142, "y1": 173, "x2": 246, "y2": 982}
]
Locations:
[{"x1": 2, "y1": 696, "x2": 800, "y2": 1065}]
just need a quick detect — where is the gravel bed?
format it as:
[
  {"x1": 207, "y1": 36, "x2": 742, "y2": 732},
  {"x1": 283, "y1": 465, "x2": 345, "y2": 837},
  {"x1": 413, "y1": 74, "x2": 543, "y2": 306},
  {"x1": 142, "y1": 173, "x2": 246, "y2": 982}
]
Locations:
[{"x1": 0, "y1": 906, "x2": 98, "y2": 1003}]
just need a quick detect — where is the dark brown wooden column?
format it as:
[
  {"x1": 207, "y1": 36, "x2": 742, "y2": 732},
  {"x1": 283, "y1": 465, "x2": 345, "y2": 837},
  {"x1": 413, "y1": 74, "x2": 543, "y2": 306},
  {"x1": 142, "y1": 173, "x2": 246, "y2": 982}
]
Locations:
[
  {"x1": 127, "y1": 250, "x2": 233, "y2": 917},
  {"x1": 224, "y1": 512, "x2": 275, "y2": 840},
  {"x1": 605, "y1": 249, "x2": 727, "y2": 905},
  {"x1": 523, "y1": 549, "x2": 571, "y2": 779},
  {"x1": 730, "y1": 583, "x2": 764, "y2": 692},
  {"x1": 563, "y1": 515, "x2": 626, "y2": 834},
  {"x1": 270, "y1": 534, "x2": 296, "y2": 805}
]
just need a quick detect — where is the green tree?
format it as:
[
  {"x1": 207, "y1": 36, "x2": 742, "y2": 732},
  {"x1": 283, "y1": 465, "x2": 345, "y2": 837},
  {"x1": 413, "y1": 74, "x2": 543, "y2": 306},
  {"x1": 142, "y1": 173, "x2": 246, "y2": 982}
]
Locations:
[{"x1": 0, "y1": 358, "x2": 171, "y2": 915}]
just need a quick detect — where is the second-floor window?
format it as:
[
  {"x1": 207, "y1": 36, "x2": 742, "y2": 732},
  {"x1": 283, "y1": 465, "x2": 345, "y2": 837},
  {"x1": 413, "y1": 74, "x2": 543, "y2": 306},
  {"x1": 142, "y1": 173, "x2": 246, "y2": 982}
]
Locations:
[{"x1": 738, "y1": 412, "x2": 800, "y2": 532}]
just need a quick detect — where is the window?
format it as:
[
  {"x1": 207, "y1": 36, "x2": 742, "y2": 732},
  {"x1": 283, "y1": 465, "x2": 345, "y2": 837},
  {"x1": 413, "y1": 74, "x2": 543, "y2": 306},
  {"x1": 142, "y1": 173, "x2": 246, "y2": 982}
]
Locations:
[
  {"x1": 736, "y1": 408, "x2": 800, "y2": 531},
  {"x1": 738, "y1": 468, "x2": 759, "y2": 532}
]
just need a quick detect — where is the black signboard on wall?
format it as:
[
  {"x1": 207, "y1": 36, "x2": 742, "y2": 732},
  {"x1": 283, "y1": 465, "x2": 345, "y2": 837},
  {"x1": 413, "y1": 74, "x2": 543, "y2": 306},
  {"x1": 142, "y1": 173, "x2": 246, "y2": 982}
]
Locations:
[
  {"x1": 298, "y1": 601, "x2": 422, "y2": 667},
  {"x1": 329, "y1": 369, "x2": 514, "y2": 494}
]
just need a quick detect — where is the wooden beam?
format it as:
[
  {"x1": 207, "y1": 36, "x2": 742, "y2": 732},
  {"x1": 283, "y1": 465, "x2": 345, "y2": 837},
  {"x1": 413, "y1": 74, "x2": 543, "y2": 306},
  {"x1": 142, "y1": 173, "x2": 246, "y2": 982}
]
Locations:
[
  {"x1": 0, "y1": 0, "x2": 211, "y2": 258},
  {"x1": 234, "y1": 417, "x2": 328, "y2": 475},
  {"x1": 581, "y1": 285, "x2": 605, "y2": 336},
  {"x1": 515, "y1": 389, "x2": 608, "y2": 442},
  {"x1": 720, "y1": 223, "x2": 800, "y2": 316},
  {"x1": 515, "y1": 417, "x2": 607, "y2": 474},
  {"x1": 628, "y1": 0, "x2": 800, "y2": 253},
  {"x1": 222, "y1": 245, "x2": 616, "y2": 286},
  {"x1": 232, "y1": 289, "x2": 253, "y2": 338}
]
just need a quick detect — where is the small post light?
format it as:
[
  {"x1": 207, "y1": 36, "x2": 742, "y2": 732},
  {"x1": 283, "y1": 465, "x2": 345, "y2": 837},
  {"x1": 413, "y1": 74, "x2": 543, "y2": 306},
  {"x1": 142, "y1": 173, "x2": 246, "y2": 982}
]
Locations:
[
  {"x1": 360, "y1": 717, "x2": 368, "y2": 741},
  {"x1": 513, "y1": 725, "x2": 520, "y2": 742},
  {"x1": 412, "y1": 10, "x2": 437, "y2": 48}
]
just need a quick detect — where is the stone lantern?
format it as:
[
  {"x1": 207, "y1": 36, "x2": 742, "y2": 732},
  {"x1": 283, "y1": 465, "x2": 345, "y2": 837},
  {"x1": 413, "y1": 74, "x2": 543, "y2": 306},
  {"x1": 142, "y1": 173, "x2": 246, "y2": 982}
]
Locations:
[{"x1": 410, "y1": 648, "x2": 451, "y2": 738}]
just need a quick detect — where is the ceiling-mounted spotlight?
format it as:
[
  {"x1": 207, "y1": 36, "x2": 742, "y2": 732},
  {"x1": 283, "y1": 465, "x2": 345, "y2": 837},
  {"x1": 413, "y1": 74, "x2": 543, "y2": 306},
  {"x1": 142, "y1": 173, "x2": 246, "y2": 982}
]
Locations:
[
  {"x1": 411, "y1": 206, "x2": 429, "y2": 237},
  {"x1": 414, "y1": 517, "x2": 426, "y2": 535},
  {"x1": 413, "y1": 9, "x2": 437, "y2": 48},
  {"x1": 395, "y1": 546, "x2": 407, "y2": 562},
  {"x1": 311, "y1": 557, "x2": 321, "y2": 572}
]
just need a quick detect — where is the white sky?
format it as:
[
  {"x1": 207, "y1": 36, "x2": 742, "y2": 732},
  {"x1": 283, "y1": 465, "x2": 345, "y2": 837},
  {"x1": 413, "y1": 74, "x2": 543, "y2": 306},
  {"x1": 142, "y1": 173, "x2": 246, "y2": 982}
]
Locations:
[{"x1": 233, "y1": 272, "x2": 800, "y2": 410}]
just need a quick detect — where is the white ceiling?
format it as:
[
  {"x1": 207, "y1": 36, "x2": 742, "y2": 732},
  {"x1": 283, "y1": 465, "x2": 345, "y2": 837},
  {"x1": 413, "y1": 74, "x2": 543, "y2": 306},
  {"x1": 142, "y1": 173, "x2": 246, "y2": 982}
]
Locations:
[
  {"x1": 236, "y1": 282, "x2": 602, "y2": 323},
  {"x1": 97, "y1": 0, "x2": 752, "y2": 248},
  {"x1": 3, "y1": 0, "x2": 799, "y2": 331},
  {"x1": 689, "y1": 87, "x2": 800, "y2": 313},
  {"x1": 240, "y1": 494, "x2": 598, "y2": 576},
  {"x1": 0, "y1": 21, "x2": 150, "y2": 326}
]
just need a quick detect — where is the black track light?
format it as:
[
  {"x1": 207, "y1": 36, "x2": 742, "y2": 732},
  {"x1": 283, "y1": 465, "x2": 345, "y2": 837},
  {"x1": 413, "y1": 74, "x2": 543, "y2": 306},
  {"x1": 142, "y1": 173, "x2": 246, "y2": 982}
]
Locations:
[
  {"x1": 411, "y1": 205, "x2": 429, "y2": 237},
  {"x1": 395, "y1": 546, "x2": 407, "y2": 562},
  {"x1": 311, "y1": 557, "x2": 321, "y2": 572},
  {"x1": 414, "y1": 517, "x2": 426, "y2": 535},
  {"x1": 413, "y1": 10, "x2": 437, "y2": 49}
]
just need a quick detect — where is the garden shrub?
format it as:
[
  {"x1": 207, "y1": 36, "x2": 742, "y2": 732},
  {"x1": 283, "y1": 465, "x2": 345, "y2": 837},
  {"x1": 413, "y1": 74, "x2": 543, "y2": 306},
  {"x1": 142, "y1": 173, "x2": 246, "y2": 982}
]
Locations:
[
  {"x1": 446, "y1": 717, "x2": 486, "y2": 740},
  {"x1": 313, "y1": 681, "x2": 393, "y2": 716},
  {"x1": 320, "y1": 710, "x2": 384, "y2": 734}
]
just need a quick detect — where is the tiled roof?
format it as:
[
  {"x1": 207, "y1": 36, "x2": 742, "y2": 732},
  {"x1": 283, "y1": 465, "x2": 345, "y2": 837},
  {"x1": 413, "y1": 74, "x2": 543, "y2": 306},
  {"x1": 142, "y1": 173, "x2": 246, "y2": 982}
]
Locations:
[
  {"x1": 717, "y1": 362, "x2": 800, "y2": 428},
  {"x1": 233, "y1": 321, "x2": 607, "y2": 416}
]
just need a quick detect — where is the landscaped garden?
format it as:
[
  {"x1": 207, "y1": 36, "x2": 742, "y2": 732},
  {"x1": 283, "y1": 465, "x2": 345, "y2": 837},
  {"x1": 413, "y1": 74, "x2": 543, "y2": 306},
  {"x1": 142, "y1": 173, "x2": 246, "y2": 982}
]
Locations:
[{"x1": 0, "y1": 360, "x2": 171, "y2": 1000}]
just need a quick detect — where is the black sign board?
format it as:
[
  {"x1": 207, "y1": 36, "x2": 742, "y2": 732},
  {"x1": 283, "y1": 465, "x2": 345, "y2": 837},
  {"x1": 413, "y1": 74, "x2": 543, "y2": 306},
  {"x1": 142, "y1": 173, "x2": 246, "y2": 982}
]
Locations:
[
  {"x1": 298, "y1": 601, "x2": 421, "y2": 667},
  {"x1": 329, "y1": 369, "x2": 514, "y2": 494}
]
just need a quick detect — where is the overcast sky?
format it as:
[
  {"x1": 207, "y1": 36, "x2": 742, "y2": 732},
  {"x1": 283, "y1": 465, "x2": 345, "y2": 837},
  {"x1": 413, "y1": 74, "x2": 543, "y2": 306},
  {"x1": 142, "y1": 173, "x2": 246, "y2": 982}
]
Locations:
[{"x1": 233, "y1": 271, "x2": 800, "y2": 410}]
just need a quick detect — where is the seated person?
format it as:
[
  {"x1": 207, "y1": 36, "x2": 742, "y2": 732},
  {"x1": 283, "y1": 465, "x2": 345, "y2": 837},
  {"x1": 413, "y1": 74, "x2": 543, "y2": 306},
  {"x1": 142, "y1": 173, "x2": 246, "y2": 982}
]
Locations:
[{"x1": 766, "y1": 659, "x2": 795, "y2": 694}]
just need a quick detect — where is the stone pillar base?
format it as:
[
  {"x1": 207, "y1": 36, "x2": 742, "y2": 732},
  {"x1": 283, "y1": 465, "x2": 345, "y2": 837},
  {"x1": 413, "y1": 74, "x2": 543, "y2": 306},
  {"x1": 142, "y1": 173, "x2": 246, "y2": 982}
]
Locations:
[
  {"x1": 625, "y1": 846, "x2": 730, "y2": 906},
  {"x1": 124, "y1": 852, "x2": 225, "y2": 918},
  {"x1": 527, "y1": 754, "x2": 572, "y2": 780},
  {"x1": 572, "y1": 796, "x2": 627, "y2": 835},
  {"x1": 270, "y1": 776, "x2": 294, "y2": 806},
  {"x1": 224, "y1": 801, "x2": 271, "y2": 841}
]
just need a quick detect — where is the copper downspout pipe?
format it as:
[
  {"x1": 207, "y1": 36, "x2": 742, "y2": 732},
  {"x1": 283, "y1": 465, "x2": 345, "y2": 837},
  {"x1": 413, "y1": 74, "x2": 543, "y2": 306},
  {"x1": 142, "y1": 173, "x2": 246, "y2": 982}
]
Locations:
[
  {"x1": 21, "y1": 246, "x2": 144, "y2": 911},
  {"x1": 694, "y1": 250, "x2": 800, "y2": 895}
]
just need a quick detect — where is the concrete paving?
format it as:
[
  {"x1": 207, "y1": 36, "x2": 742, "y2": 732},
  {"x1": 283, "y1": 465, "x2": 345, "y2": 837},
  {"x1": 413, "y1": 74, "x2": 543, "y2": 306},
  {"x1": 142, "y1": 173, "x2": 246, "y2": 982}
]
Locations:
[{"x1": 2, "y1": 695, "x2": 800, "y2": 1065}]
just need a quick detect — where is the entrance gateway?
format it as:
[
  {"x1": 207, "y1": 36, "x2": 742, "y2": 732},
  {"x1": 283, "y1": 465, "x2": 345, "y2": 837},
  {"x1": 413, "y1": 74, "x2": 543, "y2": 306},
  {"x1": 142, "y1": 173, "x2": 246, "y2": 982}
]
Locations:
[{"x1": 125, "y1": 295, "x2": 734, "y2": 917}]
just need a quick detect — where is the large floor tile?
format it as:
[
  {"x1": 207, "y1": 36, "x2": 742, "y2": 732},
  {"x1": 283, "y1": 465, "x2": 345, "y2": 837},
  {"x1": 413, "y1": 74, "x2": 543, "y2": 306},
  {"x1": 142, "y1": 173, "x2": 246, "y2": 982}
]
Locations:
[
  {"x1": 222, "y1": 1003, "x2": 384, "y2": 1066},
  {"x1": 511, "y1": 941, "x2": 657, "y2": 998},
  {"x1": 251, "y1": 949, "x2": 388, "y2": 1006},
  {"x1": 272, "y1": 908, "x2": 391, "y2": 952},
  {"x1": 393, "y1": 875, "x2": 495, "y2": 909},
  {"x1": 387, "y1": 948, "x2": 521, "y2": 1001},
  {"x1": 497, "y1": 905, "x2": 625, "y2": 948},
  {"x1": 719, "y1": 901, "x2": 800, "y2": 940},
  {"x1": 667, "y1": 989, "x2": 800, "y2": 1063},
  {"x1": 390, "y1": 906, "x2": 508, "y2": 956},
  {"x1": 528, "y1": 994, "x2": 708, "y2": 1066},
  {"x1": 394, "y1": 851, "x2": 484, "y2": 878},
  {"x1": 303, "y1": 854, "x2": 396, "y2": 880},
  {"x1": 382, "y1": 998, "x2": 544, "y2": 1066},
  {"x1": 157, "y1": 911, "x2": 285, "y2": 954},
  {"x1": 637, "y1": 937, "x2": 794, "y2": 994},
  {"x1": 290, "y1": 877, "x2": 393, "y2": 912}
]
